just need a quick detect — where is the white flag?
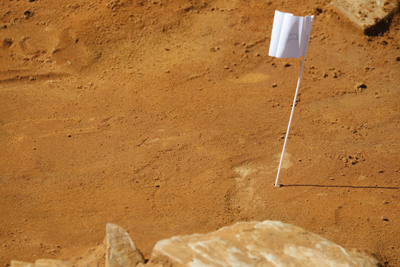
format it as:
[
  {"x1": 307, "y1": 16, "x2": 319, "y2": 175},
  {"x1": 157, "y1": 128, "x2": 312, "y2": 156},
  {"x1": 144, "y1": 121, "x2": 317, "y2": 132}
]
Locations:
[{"x1": 268, "y1": 10, "x2": 314, "y2": 59}]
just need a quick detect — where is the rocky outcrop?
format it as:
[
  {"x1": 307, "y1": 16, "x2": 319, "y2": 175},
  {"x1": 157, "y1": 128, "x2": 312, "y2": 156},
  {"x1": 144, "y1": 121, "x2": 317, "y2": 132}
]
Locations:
[
  {"x1": 147, "y1": 220, "x2": 378, "y2": 266},
  {"x1": 10, "y1": 221, "x2": 378, "y2": 267},
  {"x1": 331, "y1": 0, "x2": 399, "y2": 35},
  {"x1": 11, "y1": 260, "x2": 72, "y2": 267},
  {"x1": 106, "y1": 223, "x2": 144, "y2": 267}
]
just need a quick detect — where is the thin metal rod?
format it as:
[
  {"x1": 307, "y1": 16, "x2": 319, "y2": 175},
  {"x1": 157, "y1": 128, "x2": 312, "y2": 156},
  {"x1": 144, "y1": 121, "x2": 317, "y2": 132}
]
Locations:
[{"x1": 274, "y1": 55, "x2": 307, "y2": 187}]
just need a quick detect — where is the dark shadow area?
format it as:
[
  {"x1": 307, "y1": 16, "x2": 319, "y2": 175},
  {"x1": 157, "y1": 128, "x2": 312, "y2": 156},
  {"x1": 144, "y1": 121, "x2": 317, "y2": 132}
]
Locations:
[
  {"x1": 364, "y1": 8, "x2": 399, "y2": 36},
  {"x1": 280, "y1": 184, "x2": 399, "y2": 190}
]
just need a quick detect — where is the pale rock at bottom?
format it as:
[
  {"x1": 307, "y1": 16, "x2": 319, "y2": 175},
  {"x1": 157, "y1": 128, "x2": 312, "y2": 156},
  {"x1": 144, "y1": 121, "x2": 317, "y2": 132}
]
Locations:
[
  {"x1": 9, "y1": 221, "x2": 378, "y2": 267},
  {"x1": 11, "y1": 260, "x2": 73, "y2": 267},
  {"x1": 147, "y1": 220, "x2": 378, "y2": 267},
  {"x1": 106, "y1": 223, "x2": 144, "y2": 267}
]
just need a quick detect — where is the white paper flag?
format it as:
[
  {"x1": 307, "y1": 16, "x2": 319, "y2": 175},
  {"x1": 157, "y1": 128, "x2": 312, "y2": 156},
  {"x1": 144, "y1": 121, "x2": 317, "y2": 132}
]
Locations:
[{"x1": 269, "y1": 10, "x2": 314, "y2": 59}]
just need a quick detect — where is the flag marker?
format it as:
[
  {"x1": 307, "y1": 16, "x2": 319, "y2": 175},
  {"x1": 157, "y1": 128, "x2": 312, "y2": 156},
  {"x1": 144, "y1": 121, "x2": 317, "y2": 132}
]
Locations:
[{"x1": 268, "y1": 11, "x2": 314, "y2": 187}]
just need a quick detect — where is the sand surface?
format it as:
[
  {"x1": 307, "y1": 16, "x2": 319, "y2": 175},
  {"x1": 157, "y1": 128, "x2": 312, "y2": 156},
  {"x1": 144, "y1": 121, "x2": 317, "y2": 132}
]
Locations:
[{"x1": 1, "y1": 0, "x2": 400, "y2": 265}]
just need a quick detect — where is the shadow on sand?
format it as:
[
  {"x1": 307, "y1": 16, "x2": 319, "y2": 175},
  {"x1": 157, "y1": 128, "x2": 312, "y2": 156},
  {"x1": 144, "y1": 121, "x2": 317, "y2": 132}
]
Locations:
[{"x1": 280, "y1": 184, "x2": 399, "y2": 190}]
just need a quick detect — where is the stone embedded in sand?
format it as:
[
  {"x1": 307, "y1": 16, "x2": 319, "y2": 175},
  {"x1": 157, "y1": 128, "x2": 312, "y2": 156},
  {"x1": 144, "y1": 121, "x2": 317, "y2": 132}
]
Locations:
[
  {"x1": 10, "y1": 261, "x2": 35, "y2": 267},
  {"x1": 355, "y1": 82, "x2": 367, "y2": 92},
  {"x1": 35, "y1": 260, "x2": 73, "y2": 267},
  {"x1": 106, "y1": 223, "x2": 144, "y2": 267},
  {"x1": 331, "y1": 0, "x2": 399, "y2": 35},
  {"x1": 147, "y1": 220, "x2": 378, "y2": 266}
]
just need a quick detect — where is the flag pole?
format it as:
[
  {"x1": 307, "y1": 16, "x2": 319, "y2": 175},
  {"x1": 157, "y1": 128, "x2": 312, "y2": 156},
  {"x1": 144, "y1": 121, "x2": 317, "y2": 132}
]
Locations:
[{"x1": 274, "y1": 54, "x2": 307, "y2": 187}]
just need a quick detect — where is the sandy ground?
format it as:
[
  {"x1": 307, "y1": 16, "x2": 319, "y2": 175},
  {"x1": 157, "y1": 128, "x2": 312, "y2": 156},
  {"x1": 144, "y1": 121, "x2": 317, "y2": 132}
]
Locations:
[{"x1": 1, "y1": 0, "x2": 400, "y2": 266}]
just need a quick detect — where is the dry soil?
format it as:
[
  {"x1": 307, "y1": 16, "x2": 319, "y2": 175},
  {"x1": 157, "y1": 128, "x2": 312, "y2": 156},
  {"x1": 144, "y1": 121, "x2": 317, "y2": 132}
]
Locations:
[{"x1": 1, "y1": 0, "x2": 400, "y2": 266}]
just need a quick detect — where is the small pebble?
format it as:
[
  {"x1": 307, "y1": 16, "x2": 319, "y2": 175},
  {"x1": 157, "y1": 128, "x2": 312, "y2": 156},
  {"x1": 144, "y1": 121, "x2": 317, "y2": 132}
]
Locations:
[
  {"x1": 355, "y1": 82, "x2": 367, "y2": 90},
  {"x1": 381, "y1": 216, "x2": 389, "y2": 221}
]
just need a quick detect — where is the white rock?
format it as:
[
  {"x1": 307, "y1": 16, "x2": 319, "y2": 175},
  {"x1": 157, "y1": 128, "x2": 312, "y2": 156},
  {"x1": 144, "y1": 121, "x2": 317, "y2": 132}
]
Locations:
[
  {"x1": 106, "y1": 223, "x2": 144, "y2": 267},
  {"x1": 10, "y1": 261, "x2": 35, "y2": 267},
  {"x1": 147, "y1": 220, "x2": 378, "y2": 266},
  {"x1": 35, "y1": 259, "x2": 73, "y2": 267},
  {"x1": 331, "y1": 0, "x2": 399, "y2": 35}
]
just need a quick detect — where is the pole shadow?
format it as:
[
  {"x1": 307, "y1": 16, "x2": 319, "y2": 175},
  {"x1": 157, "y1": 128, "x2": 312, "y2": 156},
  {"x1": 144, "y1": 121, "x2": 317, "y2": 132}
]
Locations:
[{"x1": 279, "y1": 184, "x2": 399, "y2": 190}]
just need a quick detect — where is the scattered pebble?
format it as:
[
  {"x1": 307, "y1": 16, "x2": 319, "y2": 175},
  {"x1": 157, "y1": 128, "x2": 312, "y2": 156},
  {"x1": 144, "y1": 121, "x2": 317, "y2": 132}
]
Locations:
[
  {"x1": 381, "y1": 216, "x2": 389, "y2": 221},
  {"x1": 283, "y1": 62, "x2": 292, "y2": 67},
  {"x1": 272, "y1": 83, "x2": 277, "y2": 88},
  {"x1": 355, "y1": 82, "x2": 367, "y2": 90},
  {"x1": 24, "y1": 10, "x2": 33, "y2": 19},
  {"x1": 383, "y1": 200, "x2": 389, "y2": 205}
]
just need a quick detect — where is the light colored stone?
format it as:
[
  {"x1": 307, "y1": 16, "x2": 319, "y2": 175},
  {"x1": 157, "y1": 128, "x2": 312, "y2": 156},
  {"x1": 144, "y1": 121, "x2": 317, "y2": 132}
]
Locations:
[
  {"x1": 331, "y1": 0, "x2": 399, "y2": 35},
  {"x1": 10, "y1": 261, "x2": 35, "y2": 267},
  {"x1": 147, "y1": 220, "x2": 378, "y2": 267},
  {"x1": 35, "y1": 259, "x2": 73, "y2": 267},
  {"x1": 106, "y1": 223, "x2": 144, "y2": 267}
]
